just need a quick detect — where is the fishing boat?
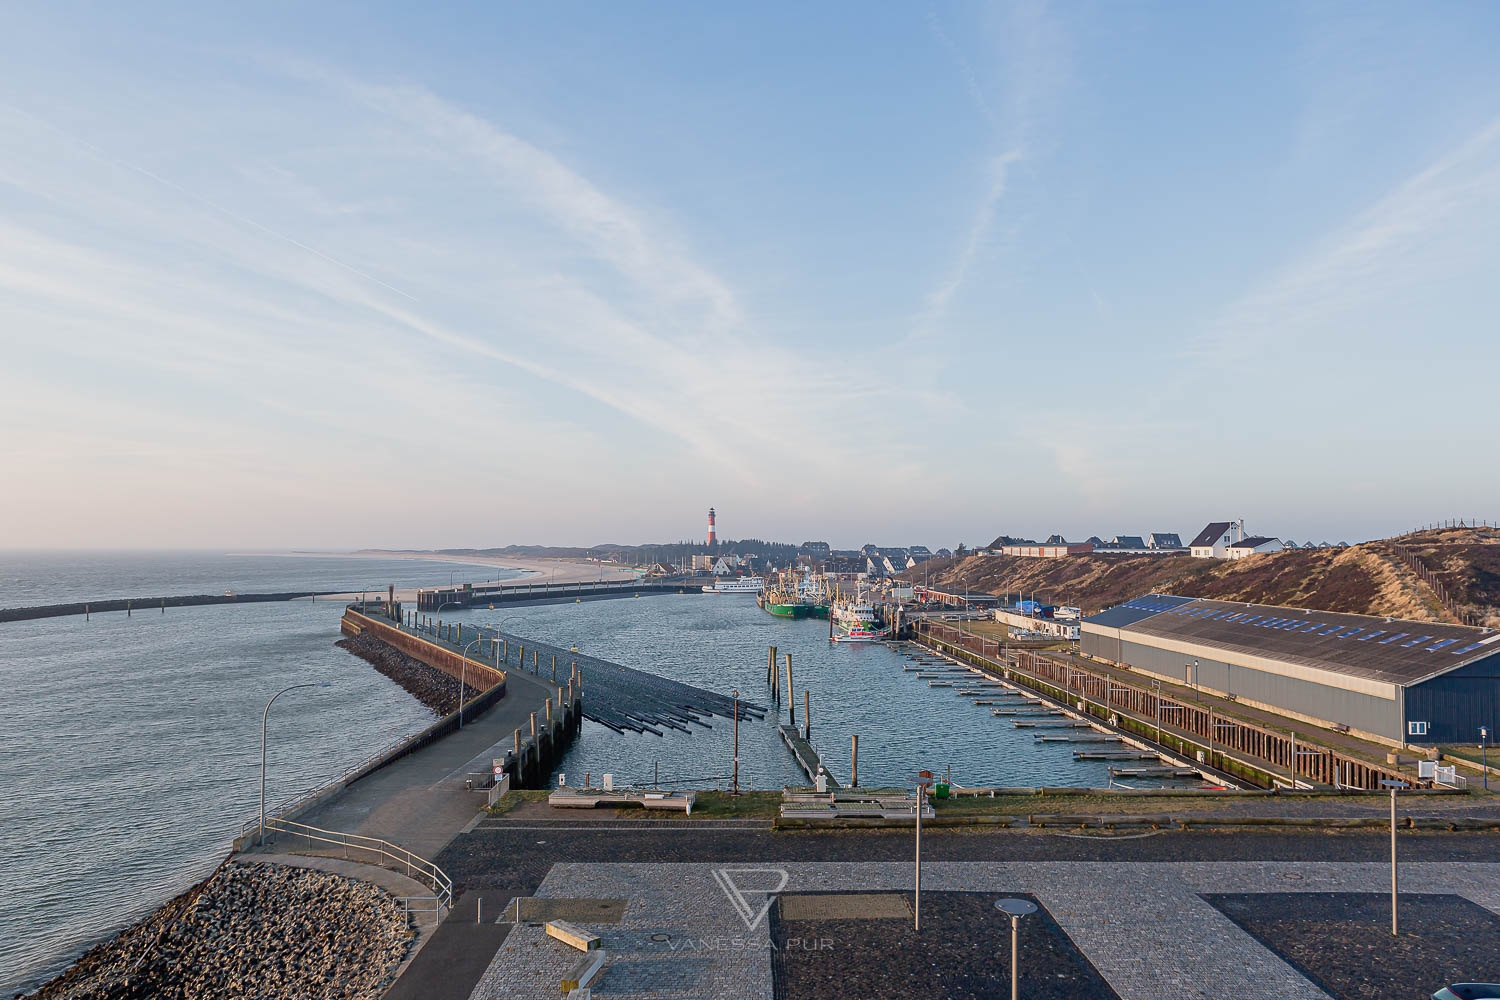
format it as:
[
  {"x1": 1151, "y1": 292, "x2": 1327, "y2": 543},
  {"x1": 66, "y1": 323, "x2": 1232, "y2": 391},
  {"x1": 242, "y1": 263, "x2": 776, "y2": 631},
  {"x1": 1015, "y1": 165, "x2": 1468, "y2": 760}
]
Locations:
[
  {"x1": 830, "y1": 593, "x2": 888, "y2": 642},
  {"x1": 760, "y1": 569, "x2": 830, "y2": 618}
]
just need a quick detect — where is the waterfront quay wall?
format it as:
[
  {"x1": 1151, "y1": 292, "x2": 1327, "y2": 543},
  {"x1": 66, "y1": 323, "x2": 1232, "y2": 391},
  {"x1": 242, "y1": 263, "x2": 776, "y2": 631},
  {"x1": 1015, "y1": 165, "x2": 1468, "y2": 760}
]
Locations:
[
  {"x1": 341, "y1": 605, "x2": 580, "y2": 790},
  {"x1": 414, "y1": 578, "x2": 700, "y2": 612},
  {"x1": 0, "y1": 591, "x2": 337, "y2": 624},
  {"x1": 342, "y1": 606, "x2": 505, "y2": 689}
]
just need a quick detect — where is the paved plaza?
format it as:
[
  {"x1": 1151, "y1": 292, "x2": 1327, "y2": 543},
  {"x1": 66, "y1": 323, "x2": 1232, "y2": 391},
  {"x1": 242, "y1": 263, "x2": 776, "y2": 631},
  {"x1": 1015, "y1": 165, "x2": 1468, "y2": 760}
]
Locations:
[{"x1": 443, "y1": 826, "x2": 1500, "y2": 999}]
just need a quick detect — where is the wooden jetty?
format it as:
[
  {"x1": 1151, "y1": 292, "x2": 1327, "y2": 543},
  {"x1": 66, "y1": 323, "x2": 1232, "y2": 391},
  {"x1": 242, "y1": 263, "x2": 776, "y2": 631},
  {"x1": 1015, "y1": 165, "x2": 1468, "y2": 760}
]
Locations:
[
  {"x1": 1109, "y1": 766, "x2": 1202, "y2": 779},
  {"x1": 1012, "y1": 720, "x2": 1093, "y2": 729},
  {"x1": 1035, "y1": 735, "x2": 1123, "y2": 743},
  {"x1": 1073, "y1": 751, "x2": 1159, "y2": 761},
  {"x1": 780, "y1": 724, "x2": 840, "y2": 789}
]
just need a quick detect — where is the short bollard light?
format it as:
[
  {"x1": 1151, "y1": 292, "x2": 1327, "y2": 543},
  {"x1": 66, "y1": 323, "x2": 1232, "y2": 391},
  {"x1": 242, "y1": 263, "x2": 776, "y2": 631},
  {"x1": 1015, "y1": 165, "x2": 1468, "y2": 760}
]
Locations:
[{"x1": 995, "y1": 898, "x2": 1037, "y2": 1000}]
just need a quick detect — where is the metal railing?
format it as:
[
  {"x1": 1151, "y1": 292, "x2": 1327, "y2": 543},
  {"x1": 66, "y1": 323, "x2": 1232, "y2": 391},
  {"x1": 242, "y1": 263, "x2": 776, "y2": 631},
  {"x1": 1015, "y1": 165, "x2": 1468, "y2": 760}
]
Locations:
[
  {"x1": 250, "y1": 816, "x2": 452, "y2": 922},
  {"x1": 917, "y1": 621, "x2": 1420, "y2": 791}
]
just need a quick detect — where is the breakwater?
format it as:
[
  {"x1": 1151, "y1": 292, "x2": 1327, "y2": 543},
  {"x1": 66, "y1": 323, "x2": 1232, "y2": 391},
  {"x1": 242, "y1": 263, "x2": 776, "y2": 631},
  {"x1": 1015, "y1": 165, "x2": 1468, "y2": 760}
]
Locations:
[
  {"x1": 401, "y1": 607, "x2": 766, "y2": 737},
  {"x1": 336, "y1": 632, "x2": 482, "y2": 715},
  {"x1": 414, "y1": 577, "x2": 696, "y2": 612},
  {"x1": 340, "y1": 606, "x2": 580, "y2": 791},
  {"x1": 0, "y1": 590, "x2": 338, "y2": 623},
  {"x1": 24, "y1": 862, "x2": 413, "y2": 1000}
]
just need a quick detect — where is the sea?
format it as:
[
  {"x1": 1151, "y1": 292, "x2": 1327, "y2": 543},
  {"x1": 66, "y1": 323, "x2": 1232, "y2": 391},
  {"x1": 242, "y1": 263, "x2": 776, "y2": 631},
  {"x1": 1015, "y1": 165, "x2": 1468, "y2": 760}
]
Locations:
[
  {"x1": 0, "y1": 551, "x2": 518, "y2": 996},
  {"x1": 2, "y1": 553, "x2": 1116, "y2": 995}
]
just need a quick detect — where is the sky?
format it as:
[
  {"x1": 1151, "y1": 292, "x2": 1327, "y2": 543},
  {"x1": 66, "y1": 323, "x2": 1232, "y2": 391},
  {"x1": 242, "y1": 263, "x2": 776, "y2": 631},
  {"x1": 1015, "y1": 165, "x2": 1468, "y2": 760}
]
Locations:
[{"x1": 2, "y1": 2, "x2": 1498, "y2": 552}]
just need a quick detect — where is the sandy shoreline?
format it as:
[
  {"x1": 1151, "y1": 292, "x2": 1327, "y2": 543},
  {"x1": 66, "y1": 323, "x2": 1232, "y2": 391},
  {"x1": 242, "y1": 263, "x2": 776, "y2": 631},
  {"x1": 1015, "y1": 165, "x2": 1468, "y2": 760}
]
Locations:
[{"x1": 274, "y1": 551, "x2": 638, "y2": 602}]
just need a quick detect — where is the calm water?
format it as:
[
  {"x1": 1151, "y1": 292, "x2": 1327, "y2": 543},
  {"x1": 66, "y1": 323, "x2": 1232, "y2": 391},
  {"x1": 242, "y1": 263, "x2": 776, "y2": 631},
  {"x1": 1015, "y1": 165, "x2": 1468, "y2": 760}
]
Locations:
[
  {"x1": 3, "y1": 560, "x2": 1111, "y2": 995},
  {"x1": 0, "y1": 552, "x2": 520, "y2": 996},
  {"x1": 0, "y1": 550, "x2": 514, "y2": 608},
  {"x1": 439, "y1": 595, "x2": 1118, "y2": 791}
]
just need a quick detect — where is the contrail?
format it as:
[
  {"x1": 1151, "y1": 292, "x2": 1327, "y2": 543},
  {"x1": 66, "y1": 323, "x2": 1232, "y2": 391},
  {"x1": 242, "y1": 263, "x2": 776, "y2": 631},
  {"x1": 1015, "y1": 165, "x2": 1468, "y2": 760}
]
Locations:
[{"x1": 0, "y1": 101, "x2": 419, "y2": 302}]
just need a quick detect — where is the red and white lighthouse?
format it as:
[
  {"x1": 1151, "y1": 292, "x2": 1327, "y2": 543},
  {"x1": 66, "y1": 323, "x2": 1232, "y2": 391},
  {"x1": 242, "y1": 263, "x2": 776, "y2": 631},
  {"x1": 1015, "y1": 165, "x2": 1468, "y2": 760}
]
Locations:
[{"x1": 707, "y1": 507, "x2": 717, "y2": 545}]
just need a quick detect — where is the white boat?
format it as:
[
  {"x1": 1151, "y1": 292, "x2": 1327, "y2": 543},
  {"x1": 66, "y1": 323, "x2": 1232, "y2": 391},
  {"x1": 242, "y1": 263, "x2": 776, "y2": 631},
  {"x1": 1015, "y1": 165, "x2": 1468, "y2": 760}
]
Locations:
[
  {"x1": 830, "y1": 594, "x2": 888, "y2": 642},
  {"x1": 702, "y1": 575, "x2": 764, "y2": 594}
]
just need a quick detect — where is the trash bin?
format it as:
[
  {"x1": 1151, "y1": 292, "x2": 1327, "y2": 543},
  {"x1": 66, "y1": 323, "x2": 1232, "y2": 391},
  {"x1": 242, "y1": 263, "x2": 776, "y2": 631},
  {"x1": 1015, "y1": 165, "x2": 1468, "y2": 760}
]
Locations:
[{"x1": 935, "y1": 782, "x2": 950, "y2": 799}]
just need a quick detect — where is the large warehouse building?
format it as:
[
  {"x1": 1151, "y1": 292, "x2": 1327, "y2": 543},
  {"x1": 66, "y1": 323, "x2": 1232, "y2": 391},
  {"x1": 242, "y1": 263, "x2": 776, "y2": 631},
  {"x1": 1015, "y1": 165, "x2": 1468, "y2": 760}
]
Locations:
[{"x1": 1082, "y1": 593, "x2": 1500, "y2": 746}]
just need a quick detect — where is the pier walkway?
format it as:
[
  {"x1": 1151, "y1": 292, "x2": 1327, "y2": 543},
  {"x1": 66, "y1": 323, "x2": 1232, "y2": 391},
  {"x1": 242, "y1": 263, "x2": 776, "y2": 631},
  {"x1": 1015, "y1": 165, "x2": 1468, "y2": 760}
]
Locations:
[
  {"x1": 275, "y1": 664, "x2": 561, "y2": 859},
  {"x1": 779, "y1": 724, "x2": 840, "y2": 789}
]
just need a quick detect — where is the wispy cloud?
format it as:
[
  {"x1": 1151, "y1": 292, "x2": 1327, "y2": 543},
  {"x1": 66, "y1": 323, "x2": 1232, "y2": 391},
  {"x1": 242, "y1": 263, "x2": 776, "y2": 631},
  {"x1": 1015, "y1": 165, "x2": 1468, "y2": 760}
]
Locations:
[
  {"x1": 914, "y1": 1, "x2": 1065, "y2": 340},
  {"x1": 1187, "y1": 116, "x2": 1500, "y2": 365}
]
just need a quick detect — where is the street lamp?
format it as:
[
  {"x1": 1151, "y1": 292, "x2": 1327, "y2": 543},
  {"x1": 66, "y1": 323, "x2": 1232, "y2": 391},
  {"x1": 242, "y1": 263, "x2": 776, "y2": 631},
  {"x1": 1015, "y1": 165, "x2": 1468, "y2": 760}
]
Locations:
[
  {"x1": 1481, "y1": 727, "x2": 1491, "y2": 791},
  {"x1": 731, "y1": 689, "x2": 740, "y2": 796},
  {"x1": 1381, "y1": 779, "x2": 1410, "y2": 936},
  {"x1": 914, "y1": 769, "x2": 934, "y2": 930},
  {"x1": 1153, "y1": 678, "x2": 1163, "y2": 744},
  {"x1": 492, "y1": 616, "x2": 525, "y2": 666},
  {"x1": 459, "y1": 639, "x2": 481, "y2": 727},
  {"x1": 995, "y1": 898, "x2": 1038, "y2": 1000},
  {"x1": 260, "y1": 682, "x2": 332, "y2": 846}
]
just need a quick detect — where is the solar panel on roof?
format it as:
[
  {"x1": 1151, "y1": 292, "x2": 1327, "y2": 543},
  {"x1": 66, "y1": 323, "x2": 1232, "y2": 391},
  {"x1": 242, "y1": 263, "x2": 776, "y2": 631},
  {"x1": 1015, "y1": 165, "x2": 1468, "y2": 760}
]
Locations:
[
  {"x1": 1358, "y1": 631, "x2": 1385, "y2": 641},
  {"x1": 1401, "y1": 636, "x2": 1433, "y2": 647},
  {"x1": 1452, "y1": 642, "x2": 1485, "y2": 655},
  {"x1": 1380, "y1": 633, "x2": 1408, "y2": 644},
  {"x1": 1336, "y1": 629, "x2": 1363, "y2": 639},
  {"x1": 1319, "y1": 626, "x2": 1342, "y2": 635},
  {"x1": 1428, "y1": 639, "x2": 1458, "y2": 651}
]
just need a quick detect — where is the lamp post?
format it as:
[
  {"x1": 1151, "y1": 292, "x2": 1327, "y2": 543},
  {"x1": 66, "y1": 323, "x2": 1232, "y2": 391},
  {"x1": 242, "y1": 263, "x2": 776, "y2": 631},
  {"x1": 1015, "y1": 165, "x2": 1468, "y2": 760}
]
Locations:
[
  {"x1": 1153, "y1": 678, "x2": 1163, "y2": 744},
  {"x1": 914, "y1": 769, "x2": 934, "y2": 930},
  {"x1": 492, "y1": 616, "x2": 525, "y2": 666},
  {"x1": 995, "y1": 898, "x2": 1037, "y2": 1000},
  {"x1": 1482, "y1": 727, "x2": 1491, "y2": 791},
  {"x1": 260, "y1": 682, "x2": 332, "y2": 846},
  {"x1": 459, "y1": 639, "x2": 481, "y2": 727},
  {"x1": 1381, "y1": 779, "x2": 1410, "y2": 935},
  {"x1": 731, "y1": 689, "x2": 740, "y2": 796}
]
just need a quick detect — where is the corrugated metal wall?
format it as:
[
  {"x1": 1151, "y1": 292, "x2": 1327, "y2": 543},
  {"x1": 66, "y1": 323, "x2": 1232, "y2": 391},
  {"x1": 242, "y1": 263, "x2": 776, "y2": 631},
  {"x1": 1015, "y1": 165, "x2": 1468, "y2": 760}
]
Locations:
[
  {"x1": 1100, "y1": 637, "x2": 1404, "y2": 741},
  {"x1": 1404, "y1": 653, "x2": 1500, "y2": 744}
]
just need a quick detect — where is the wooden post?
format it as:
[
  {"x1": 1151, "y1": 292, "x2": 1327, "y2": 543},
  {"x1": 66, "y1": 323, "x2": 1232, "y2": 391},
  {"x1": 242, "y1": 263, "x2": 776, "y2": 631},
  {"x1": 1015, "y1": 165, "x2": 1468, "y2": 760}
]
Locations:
[
  {"x1": 514, "y1": 729, "x2": 520, "y2": 754},
  {"x1": 533, "y1": 649, "x2": 538, "y2": 671},
  {"x1": 531, "y1": 712, "x2": 538, "y2": 740},
  {"x1": 852, "y1": 734, "x2": 859, "y2": 787},
  {"x1": 85, "y1": 604, "x2": 89, "y2": 621},
  {"x1": 785, "y1": 654, "x2": 795, "y2": 726},
  {"x1": 127, "y1": 600, "x2": 131, "y2": 617},
  {"x1": 546, "y1": 699, "x2": 553, "y2": 726},
  {"x1": 768, "y1": 645, "x2": 777, "y2": 688},
  {"x1": 552, "y1": 655, "x2": 557, "y2": 682},
  {"x1": 804, "y1": 690, "x2": 810, "y2": 740}
]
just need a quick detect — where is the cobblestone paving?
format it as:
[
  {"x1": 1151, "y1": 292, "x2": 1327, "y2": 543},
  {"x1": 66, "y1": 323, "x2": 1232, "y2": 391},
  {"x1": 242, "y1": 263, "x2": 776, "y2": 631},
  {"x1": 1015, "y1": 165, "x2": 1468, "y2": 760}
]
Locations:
[{"x1": 467, "y1": 859, "x2": 1500, "y2": 1000}]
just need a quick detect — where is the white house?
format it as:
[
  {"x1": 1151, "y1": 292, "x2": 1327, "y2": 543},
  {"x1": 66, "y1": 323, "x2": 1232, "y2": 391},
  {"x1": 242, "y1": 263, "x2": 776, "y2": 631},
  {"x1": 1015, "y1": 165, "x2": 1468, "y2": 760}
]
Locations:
[
  {"x1": 1189, "y1": 520, "x2": 1246, "y2": 559},
  {"x1": 1226, "y1": 537, "x2": 1284, "y2": 559}
]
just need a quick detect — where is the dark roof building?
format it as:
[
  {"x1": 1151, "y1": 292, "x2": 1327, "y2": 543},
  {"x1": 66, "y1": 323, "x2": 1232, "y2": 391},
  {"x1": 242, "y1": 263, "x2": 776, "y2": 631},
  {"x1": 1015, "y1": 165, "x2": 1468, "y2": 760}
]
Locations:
[
  {"x1": 1148, "y1": 533, "x2": 1183, "y2": 549},
  {"x1": 1190, "y1": 522, "x2": 1236, "y2": 547},
  {"x1": 1083, "y1": 593, "x2": 1500, "y2": 745}
]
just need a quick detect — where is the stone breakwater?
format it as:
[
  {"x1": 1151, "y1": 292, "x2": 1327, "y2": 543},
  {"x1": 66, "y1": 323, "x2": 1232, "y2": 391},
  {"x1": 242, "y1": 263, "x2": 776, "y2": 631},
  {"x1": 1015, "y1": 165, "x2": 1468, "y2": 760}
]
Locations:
[
  {"x1": 336, "y1": 632, "x2": 483, "y2": 715},
  {"x1": 25, "y1": 862, "x2": 414, "y2": 1000}
]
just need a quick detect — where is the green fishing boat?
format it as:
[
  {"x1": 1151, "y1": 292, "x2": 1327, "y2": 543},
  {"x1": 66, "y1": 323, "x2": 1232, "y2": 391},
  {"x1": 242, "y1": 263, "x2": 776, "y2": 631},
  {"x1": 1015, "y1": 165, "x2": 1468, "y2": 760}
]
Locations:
[
  {"x1": 759, "y1": 570, "x2": 831, "y2": 619},
  {"x1": 763, "y1": 600, "x2": 830, "y2": 619}
]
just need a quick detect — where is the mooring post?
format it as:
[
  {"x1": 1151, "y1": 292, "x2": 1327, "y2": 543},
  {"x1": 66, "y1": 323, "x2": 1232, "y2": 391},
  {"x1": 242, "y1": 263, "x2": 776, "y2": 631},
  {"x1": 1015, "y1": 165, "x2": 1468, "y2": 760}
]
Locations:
[
  {"x1": 532, "y1": 649, "x2": 538, "y2": 671},
  {"x1": 852, "y1": 734, "x2": 859, "y2": 787},
  {"x1": 804, "y1": 690, "x2": 810, "y2": 741},
  {"x1": 127, "y1": 600, "x2": 131, "y2": 617},
  {"x1": 514, "y1": 729, "x2": 520, "y2": 754},
  {"x1": 531, "y1": 712, "x2": 537, "y2": 740},
  {"x1": 85, "y1": 604, "x2": 89, "y2": 621},
  {"x1": 767, "y1": 645, "x2": 777, "y2": 688},
  {"x1": 552, "y1": 655, "x2": 556, "y2": 682},
  {"x1": 546, "y1": 699, "x2": 553, "y2": 727},
  {"x1": 785, "y1": 654, "x2": 795, "y2": 727}
]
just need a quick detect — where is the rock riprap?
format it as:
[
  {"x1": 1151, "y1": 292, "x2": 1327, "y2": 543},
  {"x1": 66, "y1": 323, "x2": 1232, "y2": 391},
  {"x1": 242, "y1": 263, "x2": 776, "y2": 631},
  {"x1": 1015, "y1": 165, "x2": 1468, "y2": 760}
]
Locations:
[
  {"x1": 336, "y1": 632, "x2": 482, "y2": 715},
  {"x1": 27, "y1": 862, "x2": 414, "y2": 999}
]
